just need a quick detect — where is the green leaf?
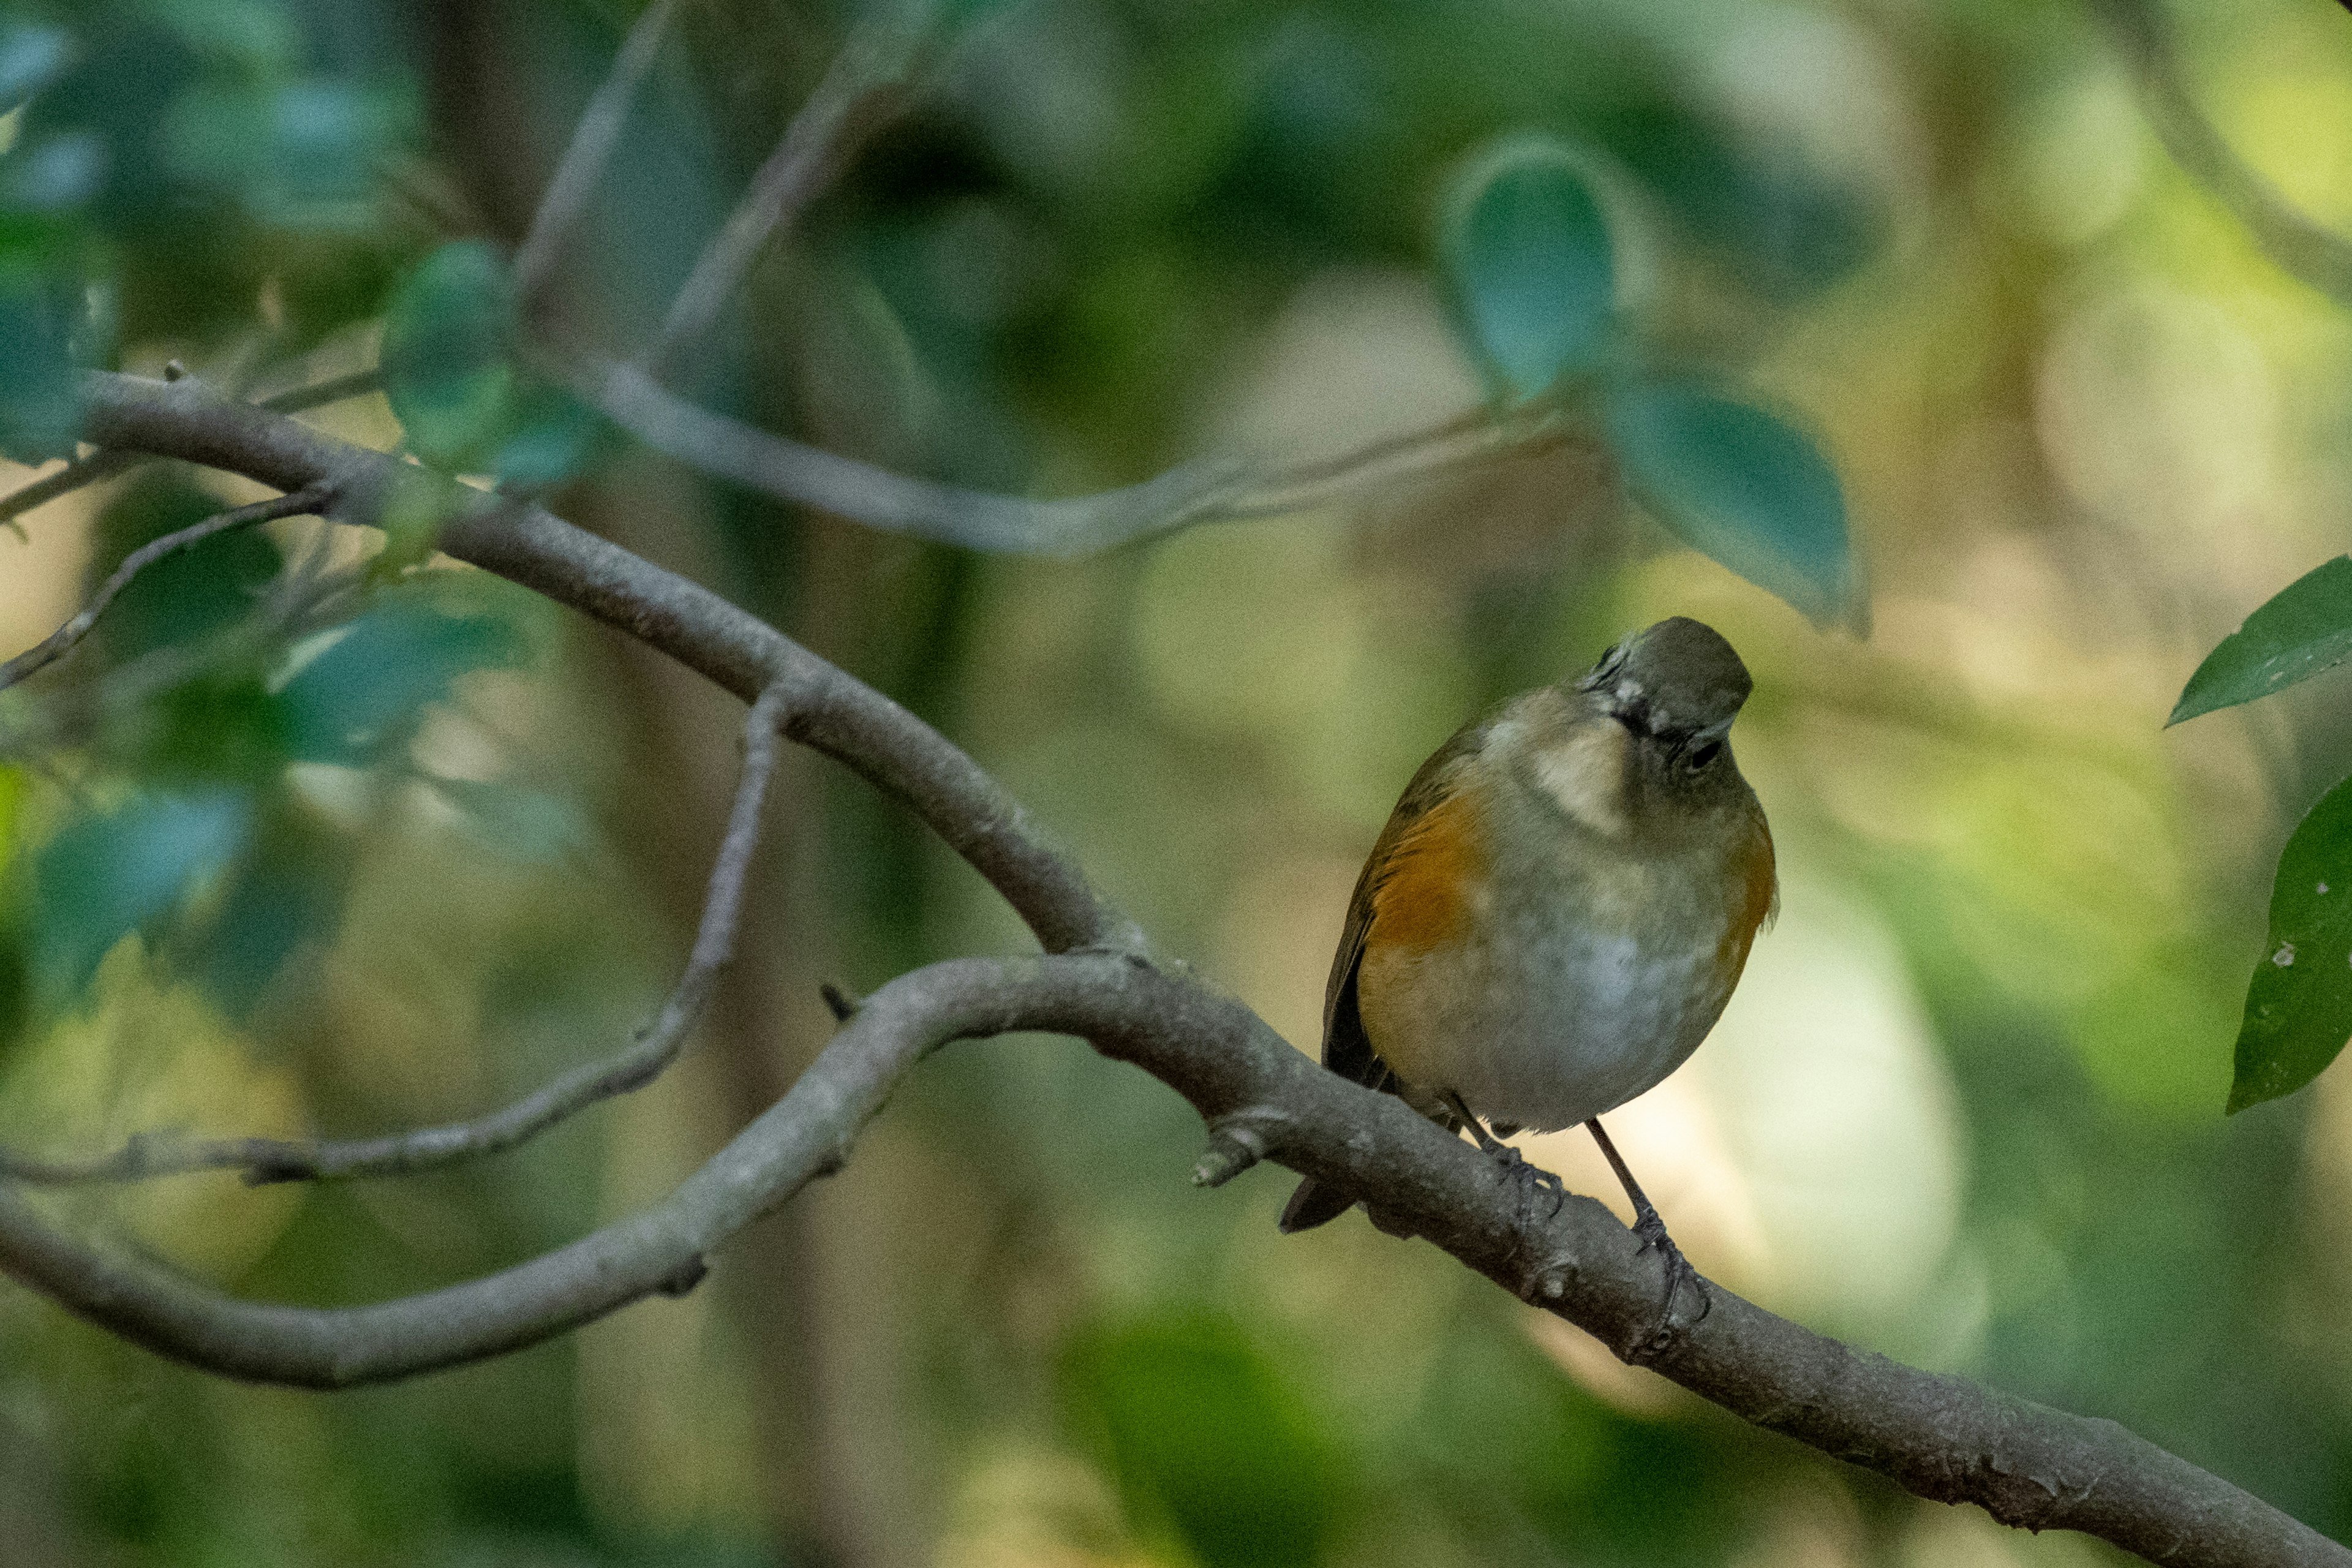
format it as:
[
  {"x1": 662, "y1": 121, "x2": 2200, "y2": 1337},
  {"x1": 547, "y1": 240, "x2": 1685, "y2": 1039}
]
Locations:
[
  {"x1": 1439, "y1": 132, "x2": 1616, "y2": 402},
  {"x1": 492, "y1": 382, "x2": 606, "y2": 491},
  {"x1": 1605, "y1": 380, "x2": 1864, "y2": 631},
  {"x1": 164, "y1": 78, "x2": 405, "y2": 230},
  {"x1": 2230, "y1": 775, "x2": 2352, "y2": 1112},
  {"x1": 380, "y1": 240, "x2": 518, "y2": 470},
  {"x1": 2170, "y1": 556, "x2": 2352, "y2": 726},
  {"x1": 189, "y1": 797, "x2": 346, "y2": 1019},
  {"x1": 92, "y1": 472, "x2": 284, "y2": 661},
  {"x1": 0, "y1": 23, "x2": 73, "y2": 116},
  {"x1": 0, "y1": 254, "x2": 83, "y2": 461},
  {"x1": 32, "y1": 788, "x2": 254, "y2": 1009},
  {"x1": 1061, "y1": 1314, "x2": 1342, "y2": 1568},
  {"x1": 278, "y1": 599, "x2": 524, "y2": 764}
]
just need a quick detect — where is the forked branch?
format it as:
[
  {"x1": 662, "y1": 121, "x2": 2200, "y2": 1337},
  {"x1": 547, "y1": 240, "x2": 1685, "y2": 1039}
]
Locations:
[
  {"x1": 0, "y1": 368, "x2": 2336, "y2": 1568},
  {"x1": 0, "y1": 485, "x2": 331, "y2": 693},
  {"x1": 0, "y1": 684, "x2": 791, "y2": 1186}
]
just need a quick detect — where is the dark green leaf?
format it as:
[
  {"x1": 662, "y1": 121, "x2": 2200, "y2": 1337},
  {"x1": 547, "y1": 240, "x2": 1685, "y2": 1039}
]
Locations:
[
  {"x1": 135, "y1": 671, "x2": 292, "y2": 783},
  {"x1": 164, "y1": 78, "x2": 404, "y2": 230},
  {"x1": 279, "y1": 600, "x2": 524, "y2": 764},
  {"x1": 380, "y1": 240, "x2": 518, "y2": 470},
  {"x1": 33, "y1": 788, "x2": 254, "y2": 1008},
  {"x1": 0, "y1": 23, "x2": 73, "y2": 116},
  {"x1": 1605, "y1": 380, "x2": 1863, "y2": 631},
  {"x1": 2170, "y1": 556, "x2": 2352, "y2": 726},
  {"x1": 492, "y1": 382, "x2": 607, "y2": 491},
  {"x1": 1, "y1": 132, "x2": 105, "y2": 213},
  {"x1": 1439, "y1": 133, "x2": 1615, "y2": 402},
  {"x1": 92, "y1": 473, "x2": 284, "y2": 660},
  {"x1": 2229, "y1": 774, "x2": 2352, "y2": 1112},
  {"x1": 0, "y1": 254, "x2": 83, "y2": 461},
  {"x1": 1061, "y1": 1314, "x2": 1341, "y2": 1568},
  {"x1": 188, "y1": 797, "x2": 347, "y2": 1019}
]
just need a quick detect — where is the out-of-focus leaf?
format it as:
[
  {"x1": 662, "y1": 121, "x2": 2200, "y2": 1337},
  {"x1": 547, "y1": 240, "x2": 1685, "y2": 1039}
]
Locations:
[
  {"x1": 1605, "y1": 380, "x2": 1863, "y2": 631},
  {"x1": 0, "y1": 253, "x2": 83, "y2": 461},
  {"x1": 164, "y1": 78, "x2": 403, "y2": 228},
  {"x1": 492, "y1": 383, "x2": 607, "y2": 492},
  {"x1": 426, "y1": 776, "x2": 594, "y2": 864},
  {"x1": 32, "y1": 788, "x2": 254, "y2": 1008},
  {"x1": 0, "y1": 23, "x2": 73, "y2": 115},
  {"x1": 2171, "y1": 556, "x2": 2352, "y2": 726},
  {"x1": 190, "y1": 797, "x2": 347, "y2": 1019},
  {"x1": 278, "y1": 600, "x2": 524, "y2": 764},
  {"x1": 137, "y1": 670, "x2": 290, "y2": 782},
  {"x1": 2229, "y1": 774, "x2": 2352, "y2": 1113},
  {"x1": 1061, "y1": 1314, "x2": 1341, "y2": 1568},
  {"x1": 91, "y1": 473, "x2": 284, "y2": 660},
  {"x1": 380, "y1": 240, "x2": 518, "y2": 470},
  {"x1": 0, "y1": 764, "x2": 20, "y2": 875},
  {"x1": 1439, "y1": 132, "x2": 1615, "y2": 402},
  {"x1": 1, "y1": 132, "x2": 106, "y2": 213}
]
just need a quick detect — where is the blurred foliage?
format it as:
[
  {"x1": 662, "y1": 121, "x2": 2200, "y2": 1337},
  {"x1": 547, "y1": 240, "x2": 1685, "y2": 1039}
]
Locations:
[{"x1": 0, "y1": 0, "x2": 2346, "y2": 1566}]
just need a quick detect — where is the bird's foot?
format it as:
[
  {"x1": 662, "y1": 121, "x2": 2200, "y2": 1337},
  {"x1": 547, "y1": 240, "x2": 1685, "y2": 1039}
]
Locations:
[
  {"x1": 1490, "y1": 1141, "x2": 1567, "y2": 1226},
  {"x1": 1625, "y1": 1202, "x2": 1709, "y2": 1361}
]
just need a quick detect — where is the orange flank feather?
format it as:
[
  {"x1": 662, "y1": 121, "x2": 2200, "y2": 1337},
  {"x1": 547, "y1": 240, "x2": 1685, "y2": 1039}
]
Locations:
[
  {"x1": 1366, "y1": 790, "x2": 1487, "y2": 955},
  {"x1": 1723, "y1": 814, "x2": 1777, "y2": 970}
]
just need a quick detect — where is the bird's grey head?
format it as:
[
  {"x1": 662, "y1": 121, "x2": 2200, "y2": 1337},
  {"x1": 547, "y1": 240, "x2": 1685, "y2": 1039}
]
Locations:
[{"x1": 1576, "y1": 617, "x2": 1753, "y2": 744}]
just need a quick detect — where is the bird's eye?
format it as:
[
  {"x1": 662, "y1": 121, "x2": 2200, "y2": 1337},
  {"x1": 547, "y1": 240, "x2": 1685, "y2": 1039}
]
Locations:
[{"x1": 1686, "y1": 740, "x2": 1722, "y2": 771}]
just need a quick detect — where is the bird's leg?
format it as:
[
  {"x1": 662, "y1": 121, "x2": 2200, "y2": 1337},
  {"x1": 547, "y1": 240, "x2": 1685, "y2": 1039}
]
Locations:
[
  {"x1": 1583, "y1": 1117, "x2": 1709, "y2": 1349},
  {"x1": 1441, "y1": 1091, "x2": 1565, "y2": 1223}
]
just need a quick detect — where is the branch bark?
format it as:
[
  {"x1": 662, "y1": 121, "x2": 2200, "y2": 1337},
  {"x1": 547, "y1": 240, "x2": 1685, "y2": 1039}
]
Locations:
[
  {"x1": 0, "y1": 684, "x2": 789, "y2": 1185},
  {"x1": 0, "y1": 368, "x2": 2340, "y2": 1568}
]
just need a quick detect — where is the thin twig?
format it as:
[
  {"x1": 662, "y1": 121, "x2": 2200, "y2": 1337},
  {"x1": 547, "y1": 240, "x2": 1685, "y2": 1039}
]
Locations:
[
  {"x1": 260, "y1": 368, "x2": 386, "y2": 417},
  {"x1": 514, "y1": 0, "x2": 684, "y2": 303},
  {"x1": 0, "y1": 486, "x2": 331, "y2": 693},
  {"x1": 0, "y1": 684, "x2": 791, "y2": 1186},
  {"x1": 574, "y1": 353, "x2": 1585, "y2": 552},
  {"x1": 643, "y1": 13, "x2": 927, "y2": 376},
  {"x1": 2095, "y1": 0, "x2": 2352, "y2": 304}
]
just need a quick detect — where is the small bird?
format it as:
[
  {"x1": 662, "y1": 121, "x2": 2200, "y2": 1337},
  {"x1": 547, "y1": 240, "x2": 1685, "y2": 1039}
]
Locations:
[{"x1": 1278, "y1": 617, "x2": 1775, "y2": 1327}]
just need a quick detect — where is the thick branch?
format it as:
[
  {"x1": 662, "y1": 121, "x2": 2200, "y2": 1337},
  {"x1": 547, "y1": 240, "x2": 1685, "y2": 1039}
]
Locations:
[
  {"x1": 0, "y1": 955, "x2": 1098, "y2": 1384},
  {"x1": 0, "y1": 371, "x2": 383, "y2": 530},
  {"x1": 0, "y1": 684, "x2": 790, "y2": 1185},
  {"x1": 75, "y1": 370, "x2": 1136, "y2": 957},
  {"x1": 2096, "y1": 0, "x2": 2352, "y2": 304},
  {"x1": 22, "y1": 369, "x2": 2346, "y2": 1568}
]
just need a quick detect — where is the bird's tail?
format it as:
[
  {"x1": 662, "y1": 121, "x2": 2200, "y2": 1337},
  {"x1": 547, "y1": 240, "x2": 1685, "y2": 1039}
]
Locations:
[{"x1": 1277, "y1": 1175, "x2": 1356, "y2": 1233}]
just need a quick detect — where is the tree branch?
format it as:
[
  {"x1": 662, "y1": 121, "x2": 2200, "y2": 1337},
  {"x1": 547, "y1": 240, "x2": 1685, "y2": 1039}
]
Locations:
[
  {"x1": 0, "y1": 371, "x2": 383, "y2": 532},
  {"x1": 569, "y1": 353, "x2": 1586, "y2": 553},
  {"x1": 2095, "y1": 0, "x2": 2352, "y2": 304},
  {"x1": 0, "y1": 954, "x2": 1100, "y2": 1384},
  {"x1": 0, "y1": 684, "x2": 790, "y2": 1186},
  {"x1": 75, "y1": 369, "x2": 1138, "y2": 957},
  {"x1": 0, "y1": 485, "x2": 331, "y2": 693},
  {"x1": 15, "y1": 368, "x2": 2345, "y2": 1568},
  {"x1": 643, "y1": 10, "x2": 926, "y2": 377},
  {"x1": 513, "y1": 0, "x2": 683, "y2": 304}
]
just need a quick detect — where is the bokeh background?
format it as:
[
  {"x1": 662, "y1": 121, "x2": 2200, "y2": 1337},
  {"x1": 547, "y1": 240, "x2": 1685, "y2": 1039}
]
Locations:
[{"x1": 2, "y1": 0, "x2": 2350, "y2": 1563}]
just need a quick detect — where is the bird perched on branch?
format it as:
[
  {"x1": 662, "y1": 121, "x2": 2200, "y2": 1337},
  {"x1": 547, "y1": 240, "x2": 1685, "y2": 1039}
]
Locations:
[{"x1": 1278, "y1": 616, "x2": 1774, "y2": 1333}]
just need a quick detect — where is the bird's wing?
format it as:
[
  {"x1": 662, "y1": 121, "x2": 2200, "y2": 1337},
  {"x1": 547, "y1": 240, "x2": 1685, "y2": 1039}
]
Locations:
[{"x1": 1321, "y1": 714, "x2": 1491, "y2": 1094}]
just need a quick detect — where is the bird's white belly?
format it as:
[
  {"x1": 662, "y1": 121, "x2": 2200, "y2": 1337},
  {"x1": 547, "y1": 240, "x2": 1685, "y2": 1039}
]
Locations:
[{"x1": 1364, "y1": 916, "x2": 1734, "y2": 1133}]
